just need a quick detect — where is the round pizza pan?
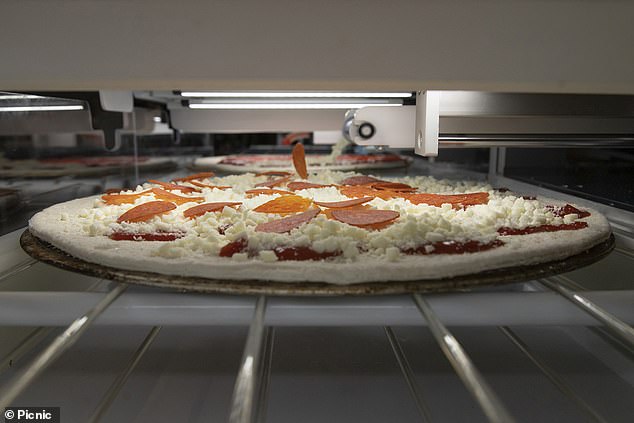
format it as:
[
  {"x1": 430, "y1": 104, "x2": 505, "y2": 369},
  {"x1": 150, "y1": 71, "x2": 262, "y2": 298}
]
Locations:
[{"x1": 20, "y1": 229, "x2": 615, "y2": 296}]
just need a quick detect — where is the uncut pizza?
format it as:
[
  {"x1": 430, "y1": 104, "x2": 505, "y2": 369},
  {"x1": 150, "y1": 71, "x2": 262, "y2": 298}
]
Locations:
[{"x1": 28, "y1": 145, "x2": 611, "y2": 285}]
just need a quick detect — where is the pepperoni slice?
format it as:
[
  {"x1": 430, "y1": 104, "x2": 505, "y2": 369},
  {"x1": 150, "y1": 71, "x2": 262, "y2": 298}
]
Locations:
[
  {"x1": 321, "y1": 204, "x2": 370, "y2": 220},
  {"x1": 255, "y1": 208, "x2": 320, "y2": 233},
  {"x1": 254, "y1": 195, "x2": 313, "y2": 214},
  {"x1": 189, "y1": 181, "x2": 231, "y2": 190},
  {"x1": 103, "y1": 188, "x2": 126, "y2": 194},
  {"x1": 148, "y1": 180, "x2": 199, "y2": 194},
  {"x1": 150, "y1": 188, "x2": 204, "y2": 205},
  {"x1": 273, "y1": 246, "x2": 341, "y2": 261},
  {"x1": 331, "y1": 209, "x2": 399, "y2": 228},
  {"x1": 255, "y1": 170, "x2": 292, "y2": 177},
  {"x1": 314, "y1": 197, "x2": 374, "y2": 208},
  {"x1": 340, "y1": 175, "x2": 386, "y2": 186},
  {"x1": 116, "y1": 201, "x2": 176, "y2": 223},
  {"x1": 407, "y1": 192, "x2": 489, "y2": 209},
  {"x1": 183, "y1": 202, "x2": 242, "y2": 219},
  {"x1": 255, "y1": 175, "x2": 291, "y2": 188},
  {"x1": 292, "y1": 143, "x2": 308, "y2": 179},
  {"x1": 101, "y1": 190, "x2": 151, "y2": 205},
  {"x1": 219, "y1": 239, "x2": 248, "y2": 257},
  {"x1": 371, "y1": 182, "x2": 416, "y2": 192},
  {"x1": 245, "y1": 188, "x2": 294, "y2": 197},
  {"x1": 109, "y1": 231, "x2": 184, "y2": 241},
  {"x1": 172, "y1": 172, "x2": 215, "y2": 182},
  {"x1": 287, "y1": 181, "x2": 331, "y2": 191},
  {"x1": 339, "y1": 185, "x2": 405, "y2": 200}
]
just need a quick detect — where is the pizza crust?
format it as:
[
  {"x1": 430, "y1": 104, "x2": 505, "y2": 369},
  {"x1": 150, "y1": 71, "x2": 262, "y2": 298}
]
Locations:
[{"x1": 29, "y1": 195, "x2": 611, "y2": 284}]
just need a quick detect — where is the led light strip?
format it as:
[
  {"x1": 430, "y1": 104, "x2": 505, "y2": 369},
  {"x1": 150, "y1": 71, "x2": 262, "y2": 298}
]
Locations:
[
  {"x1": 0, "y1": 105, "x2": 84, "y2": 112},
  {"x1": 181, "y1": 91, "x2": 413, "y2": 98},
  {"x1": 188, "y1": 103, "x2": 402, "y2": 110}
]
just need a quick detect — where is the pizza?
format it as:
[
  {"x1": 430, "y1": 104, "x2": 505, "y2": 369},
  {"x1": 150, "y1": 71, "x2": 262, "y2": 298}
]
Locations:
[
  {"x1": 28, "y1": 145, "x2": 611, "y2": 285},
  {"x1": 192, "y1": 152, "x2": 412, "y2": 174},
  {"x1": 0, "y1": 156, "x2": 176, "y2": 178}
]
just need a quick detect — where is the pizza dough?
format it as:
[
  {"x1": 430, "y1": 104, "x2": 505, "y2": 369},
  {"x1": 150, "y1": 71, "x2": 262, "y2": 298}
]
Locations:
[{"x1": 28, "y1": 171, "x2": 611, "y2": 285}]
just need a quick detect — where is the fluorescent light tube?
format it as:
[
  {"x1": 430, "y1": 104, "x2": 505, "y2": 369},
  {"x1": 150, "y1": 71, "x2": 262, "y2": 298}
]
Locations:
[
  {"x1": 181, "y1": 91, "x2": 412, "y2": 98},
  {"x1": 0, "y1": 105, "x2": 84, "y2": 112},
  {"x1": 187, "y1": 103, "x2": 402, "y2": 110}
]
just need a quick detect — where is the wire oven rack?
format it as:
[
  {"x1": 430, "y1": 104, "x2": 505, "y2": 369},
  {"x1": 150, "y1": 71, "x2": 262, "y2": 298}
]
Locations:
[{"x1": 0, "y1": 223, "x2": 632, "y2": 423}]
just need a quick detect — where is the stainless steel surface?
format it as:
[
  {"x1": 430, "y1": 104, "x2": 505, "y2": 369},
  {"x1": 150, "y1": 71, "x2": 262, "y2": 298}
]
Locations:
[
  {"x1": 0, "y1": 290, "x2": 633, "y2": 327},
  {"x1": 229, "y1": 296, "x2": 267, "y2": 423},
  {"x1": 0, "y1": 284, "x2": 127, "y2": 410},
  {"x1": 412, "y1": 294, "x2": 517, "y2": 423},
  {"x1": 87, "y1": 326, "x2": 161, "y2": 423},
  {"x1": 0, "y1": 259, "x2": 37, "y2": 284},
  {"x1": 0, "y1": 328, "x2": 52, "y2": 375},
  {"x1": 539, "y1": 279, "x2": 634, "y2": 350},
  {"x1": 499, "y1": 326, "x2": 607, "y2": 423}
]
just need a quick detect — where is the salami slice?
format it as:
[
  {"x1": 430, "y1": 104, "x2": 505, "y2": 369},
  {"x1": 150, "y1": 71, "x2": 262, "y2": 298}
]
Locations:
[
  {"x1": 172, "y1": 172, "x2": 215, "y2": 182},
  {"x1": 255, "y1": 208, "x2": 320, "y2": 233},
  {"x1": 184, "y1": 202, "x2": 241, "y2": 219},
  {"x1": 254, "y1": 195, "x2": 313, "y2": 214},
  {"x1": 287, "y1": 181, "x2": 331, "y2": 191},
  {"x1": 117, "y1": 201, "x2": 176, "y2": 223},
  {"x1": 331, "y1": 209, "x2": 399, "y2": 227},
  {"x1": 339, "y1": 175, "x2": 386, "y2": 186},
  {"x1": 148, "y1": 180, "x2": 199, "y2": 193},
  {"x1": 255, "y1": 175, "x2": 291, "y2": 188},
  {"x1": 109, "y1": 231, "x2": 184, "y2": 241},
  {"x1": 292, "y1": 143, "x2": 308, "y2": 179},
  {"x1": 314, "y1": 197, "x2": 374, "y2": 208},
  {"x1": 150, "y1": 188, "x2": 204, "y2": 205}
]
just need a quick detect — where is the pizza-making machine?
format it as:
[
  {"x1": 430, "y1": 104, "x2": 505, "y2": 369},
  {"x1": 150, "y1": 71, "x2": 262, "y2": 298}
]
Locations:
[
  {"x1": 0, "y1": 89, "x2": 632, "y2": 423},
  {"x1": 1, "y1": 1, "x2": 634, "y2": 420}
]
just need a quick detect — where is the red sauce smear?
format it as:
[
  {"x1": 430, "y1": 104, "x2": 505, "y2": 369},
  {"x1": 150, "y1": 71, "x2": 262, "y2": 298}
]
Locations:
[
  {"x1": 109, "y1": 231, "x2": 184, "y2": 241},
  {"x1": 402, "y1": 240, "x2": 504, "y2": 255},
  {"x1": 219, "y1": 239, "x2": 248, "y2": 257},
  {"x1": 498, "y1": 221, "x2": 588, "y2": 236},
  {"x1": 273, "y1": 246, "x2": 341, "y2": 261},
  {"x1": 546, "y1": 204, "x2": 591, "y2": 219}
]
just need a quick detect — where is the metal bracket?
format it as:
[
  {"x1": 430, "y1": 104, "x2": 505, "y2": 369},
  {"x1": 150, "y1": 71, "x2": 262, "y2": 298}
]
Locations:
[{"x1": 342, "y1": 91, "x2": 440, "y2": 156}]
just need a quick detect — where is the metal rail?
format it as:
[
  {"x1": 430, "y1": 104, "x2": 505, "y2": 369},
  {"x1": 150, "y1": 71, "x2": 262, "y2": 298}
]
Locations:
[
  {"x1": 384, "y1": 327, "x2": 433, "y2": 423},
  {"x1": 87, "y1": 326, "x2": 162, "y2": 423},
  {"x1": 254, "y1": 327, "x2": 275, "y2": 423},
  {"x1": 0, "y1": 328, "x2": 52, "y2": 375},
  {"x1": 0, "y1": 259, "x2": 38, "y2": 284},
  {"x1": 0, "y1": 284, "x2": 127, "y2": 410},
  {"x1": 438, "y1": 135, "x2": 634, "y2": 148},
  {"x1": 229, "y1": 296, "x2": 268, "y2": 423},
  {"x1": 539, "y1": 279, "x2": 634, "y2": 350},
  {"x1": 499, "y1": 326, "x2": 607, "y2": 423},
  {"x1": 412, "y1": 294, "x2": 517, "y2": 423}
]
